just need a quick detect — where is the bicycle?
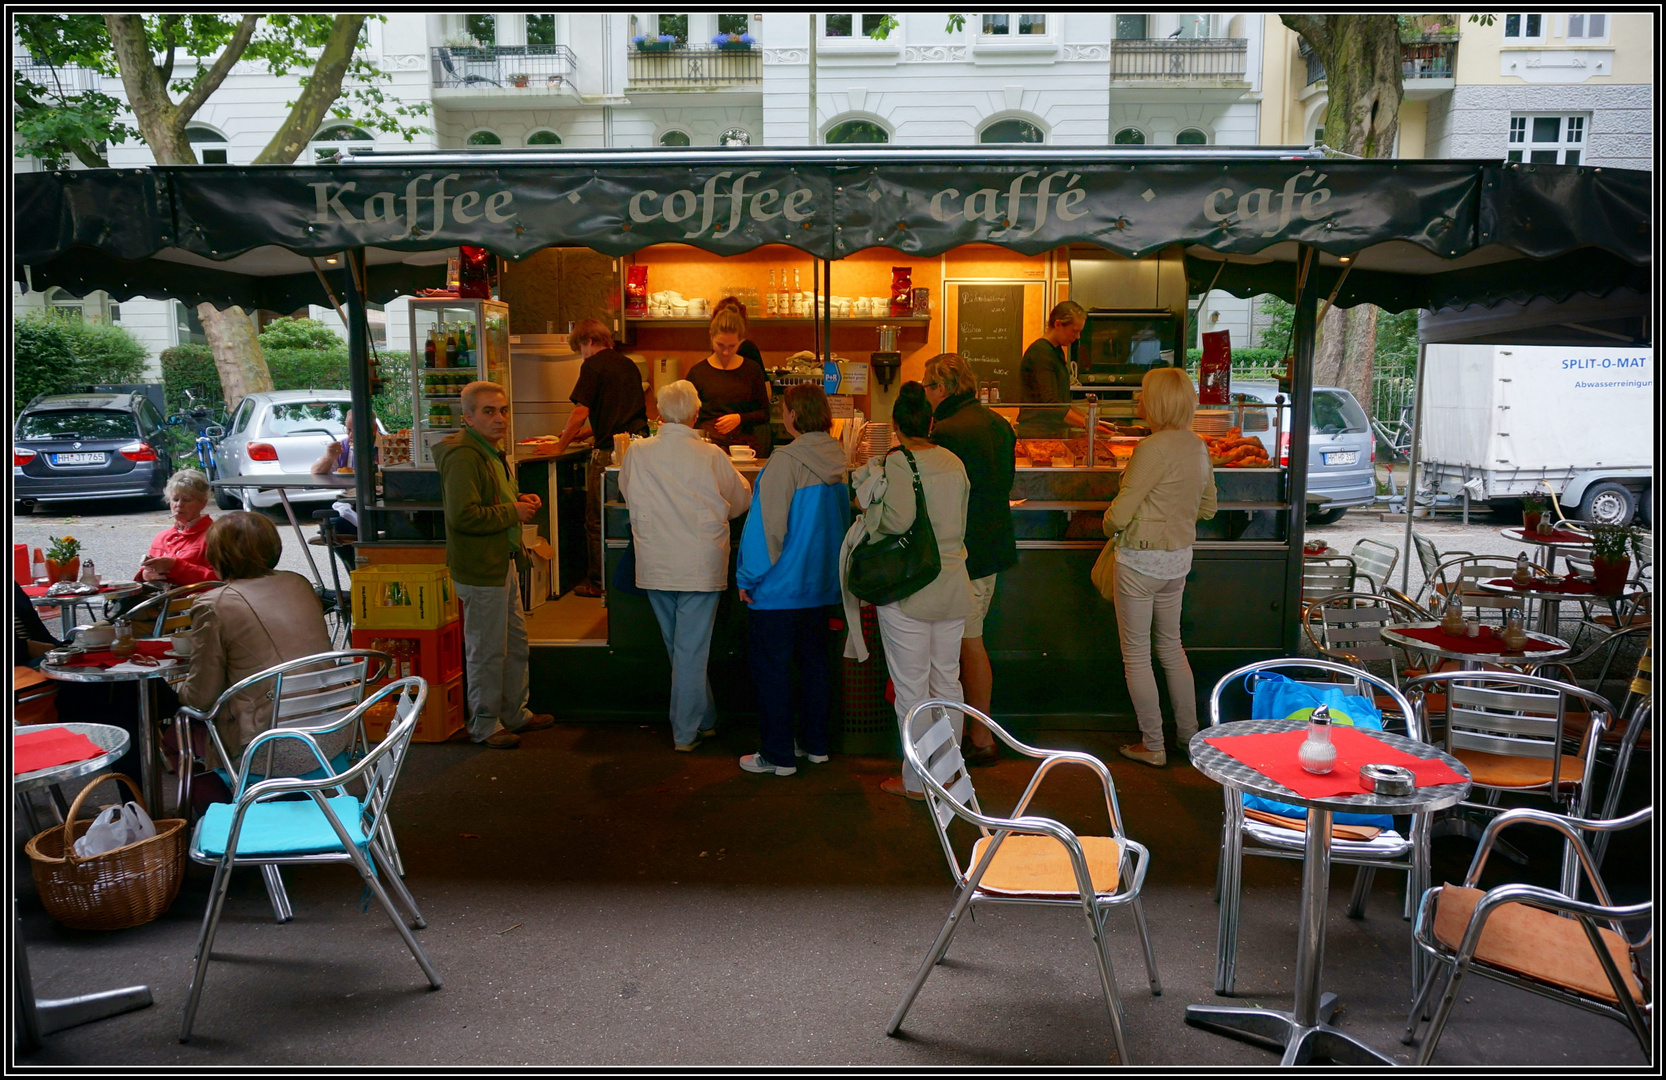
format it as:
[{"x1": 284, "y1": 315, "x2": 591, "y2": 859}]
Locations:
[{"x1": 167, "y1": 389, "x2": 233, "y2": 507}]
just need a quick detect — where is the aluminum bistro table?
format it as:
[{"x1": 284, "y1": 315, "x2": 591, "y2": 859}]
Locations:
[
  {"x1": 1185, "y1": 719, "x2": 1471, "y2": 1066},
  {"x1": 29, "y1": 581, "x2": 143, "y2": 635},
  {"x1": 1379, "y1": 621, "x2": 1571, "y2": 672},
  {"x1": 210, "y1": 473, "x2": 355, "y2": 590},
  {"x1": 1500, "y1": 526, "x2": 1591, "y2": 576},
  {"x1": 1475, "y1": 578, "x2": 1643, "y2": 636},
  {"x1": 13, "y1": 723, "x2": 152, "y2": 1051},
  {"x1": 40, "y1": 656, "x2": 188, "y2": 814}
]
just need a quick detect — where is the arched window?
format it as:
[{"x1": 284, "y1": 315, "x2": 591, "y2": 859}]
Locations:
[
  {"x1": 825, "y1": 119, "x2": 889, "y2": 144},
  {"x1": 185, "y1": 125, "x2": 228, "y2": 164},
  {"x1": 527, "y1": 130, "x2": 563, "y2": 146},
  {"x1": 1176, "y1": 128, "x2": 1209, "y2": 145},
  {"x1": 466, "y1": 130, "x2": 502, "y2": 146},
  {"x1": 659, "y1": 129, "x2": 691, "y2": 147},
  {"x1": 310, "y1": 123, "x2": 372, "y2": 162},
  {"x1": 720, "y1": 127, "x2": 751, "y2": 147},
  {"x1": 44, "y1": 287, "x2": 84, "y2": 321},
  {"x1": 1114, "y1": 127, "x2": 1145, "y2": 145},
  {"x1": 980, "y1": 119, "x2": 1044, "y2": 144}
]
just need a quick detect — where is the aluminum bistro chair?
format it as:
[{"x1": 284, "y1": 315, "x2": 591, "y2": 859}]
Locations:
[
  {"x1": 179, "y1": 676, "x2": 440, "y2": 1042},
  {"x1": 1209, "y1": 659, "x2": 1437, "y2": 996},
  {"x1": 886, "y1": 700, "x2": 1160, "y2": 1065},
  {"x1": 1302, "y1": 556, "x2": 1358, "y2": 607},
  {"x1": 1412, "y1": 533, "x2": 1472, "y2": 608},
  {"x1": 1301, "y1": 590, "x2": 1428, "y2": 692},
  {"x1": 1402, "y1": 670, "x2": 1615, "y2": 897},
  {"x1": 119, "y1": 580, "x2": 223, "y2": 638},
  {"x1": 1348, "y1": 538, "x2": 1400, "y2": 594},
  {"x1": 1430, "y1": 556, "x2": 1525, "y2": 624},
  {"x1": 172, "y1": 649, "x2": 392, "y2": 923},
  {"x1": 1403, "y1": 806, "x2": 1652, "y2": 1065}
]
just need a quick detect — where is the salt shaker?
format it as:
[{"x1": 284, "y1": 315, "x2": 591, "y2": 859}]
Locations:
[
  {"x1": 110, "y1": 618, "x2": 136, "y2": 658},
  {"x1": 79, "y1": 558, "x2": 98, "y2": 586},
  {"x1": 1298, "y1": 704, "x2": 1338, "y2": 775}
]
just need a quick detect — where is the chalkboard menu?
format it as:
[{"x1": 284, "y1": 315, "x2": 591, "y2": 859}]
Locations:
[{"x1": 955, "y1": 283, "x2": 1027, "y2": 403}]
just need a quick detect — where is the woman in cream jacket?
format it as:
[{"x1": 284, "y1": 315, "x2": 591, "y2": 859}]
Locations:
[{"x1": 1103, "y1": 367, "x2": 1217, "y2": 767}]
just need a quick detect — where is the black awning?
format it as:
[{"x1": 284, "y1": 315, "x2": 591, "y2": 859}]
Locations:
[{"x1": 15, "y1": 152, "x2": 1651, "y2": 312}]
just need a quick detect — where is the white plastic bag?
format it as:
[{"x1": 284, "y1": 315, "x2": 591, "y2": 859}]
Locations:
[{"x1": 72, "y1": 800, "x2": 156, "y2": 857}]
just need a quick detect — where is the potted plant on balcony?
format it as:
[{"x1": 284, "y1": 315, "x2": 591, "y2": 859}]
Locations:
[
  {"x1": 508, "y1": 72, "x2": 528, "y2": 88},
  {"x1": 1588, "y1": 523, "x2": 1642, "y2": 594},
  {"x1": 633, "y1": 34, "x2": 677, "y2": 52},
  {"x1": 712, "y1": 32, "x2": 755, "y2": 50}
]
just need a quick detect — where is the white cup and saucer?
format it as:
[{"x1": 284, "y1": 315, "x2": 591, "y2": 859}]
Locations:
[
  {"x1": 167, "y1": 632, "x2": 196, "y2": 660},
  {"x1": 729, "y1": 445, "x2": 756, "y2": 463}
]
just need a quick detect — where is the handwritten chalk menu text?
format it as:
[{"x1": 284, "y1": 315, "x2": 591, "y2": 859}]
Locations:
[{"x1": 955, "y1": 284, "x2": 1026, "y2": 403}]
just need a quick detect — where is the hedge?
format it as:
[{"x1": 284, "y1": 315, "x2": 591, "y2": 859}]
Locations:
[
  {"x1": 1183, "y1": 346, "x2": 1287, "y2": 369},
  {"x1": 160, "y1": 340, "x2": 411, "y2": 431},
  {"x1": 13, "y1": 312, "x2": 149, "y2": 415}
]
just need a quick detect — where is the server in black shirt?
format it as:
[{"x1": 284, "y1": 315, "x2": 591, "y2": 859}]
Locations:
[{"x1": 555, "y1": 318, "x2": 649, "y2": 596}]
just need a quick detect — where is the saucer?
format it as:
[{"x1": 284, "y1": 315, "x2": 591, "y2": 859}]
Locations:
[{"x1": 164, "y1": 650, "x2": 194, "y2": 660}]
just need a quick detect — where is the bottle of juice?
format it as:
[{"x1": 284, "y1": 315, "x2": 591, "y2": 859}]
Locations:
[
  {"x1": 424, "y1": 328, "x2": 436, "y2": 367},
  {"x1": 447, "y1": 328, "x2": 459, "y2": 367}
]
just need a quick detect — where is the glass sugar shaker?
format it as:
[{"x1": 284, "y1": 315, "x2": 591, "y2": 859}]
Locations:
[{"x1": 1298, "y1": 704, "x2": 1338, "y2": 775}]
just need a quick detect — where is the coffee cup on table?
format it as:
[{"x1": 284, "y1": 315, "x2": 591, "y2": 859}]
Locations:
[
  {"x1": 729, "y1": 445, "x2": 756, "y2": 462},
  {"x1": 169, "y1": 632, "x2": 194, "y2": 656}
]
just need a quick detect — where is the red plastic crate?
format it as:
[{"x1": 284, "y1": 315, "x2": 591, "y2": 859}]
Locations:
[
  {"x1": 353, "y1": 619, "x2": 463, "y2": 687},
  {"x1": 362, "y1": 672, "x2": 465, "y2": 744}
]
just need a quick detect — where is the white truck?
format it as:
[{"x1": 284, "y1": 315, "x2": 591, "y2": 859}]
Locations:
[{"x1": 1419, "y1": 344, "x2": 1653, "y2": 526}]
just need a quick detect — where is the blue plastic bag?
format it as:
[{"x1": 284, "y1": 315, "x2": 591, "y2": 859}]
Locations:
[{"x1": 1240, "y1": 672, "x2": 1393, "y2": 828}]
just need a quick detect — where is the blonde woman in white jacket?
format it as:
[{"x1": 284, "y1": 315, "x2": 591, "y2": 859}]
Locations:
[{"x1": 1104, "y1": 367, "x2": 1217, "y2": 768}]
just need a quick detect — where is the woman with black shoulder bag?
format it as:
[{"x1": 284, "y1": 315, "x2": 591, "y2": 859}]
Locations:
[{"x1": 840, "y1": 382, "x2": 972, "y2": 800}]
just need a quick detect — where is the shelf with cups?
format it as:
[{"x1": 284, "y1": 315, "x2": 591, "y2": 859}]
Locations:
[{"x1": 625, "y1": 316, "x2": 931, "y2": 327}]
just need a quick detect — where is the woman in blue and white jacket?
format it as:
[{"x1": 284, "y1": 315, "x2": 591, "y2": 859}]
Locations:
[{"x1": 735, "y1": 385, "x2": 852, "y2": 777}]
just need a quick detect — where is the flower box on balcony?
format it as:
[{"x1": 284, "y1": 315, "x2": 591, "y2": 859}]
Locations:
[
  {"x1": 508, "y1": 73, "x2": 529, "y2": 88},
  {"x1": 634, "y1": 35, "x2": 678, "y2": 52},
  {"x1": 712, "y1": 33, "x2": 756, "y2": 50}
]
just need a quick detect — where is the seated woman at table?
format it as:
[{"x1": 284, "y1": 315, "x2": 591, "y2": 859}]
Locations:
[
  {"x1": 176, "y1": 511, "x2": 339, "y2": 797},
  {"x1": 136, "y1": 469, "x2": 220, "y2": 588}
]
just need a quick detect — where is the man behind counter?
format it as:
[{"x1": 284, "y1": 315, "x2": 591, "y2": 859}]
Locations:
[
  {"x1": 553, "y1": 319, "x2": 649, "y2": 598},
  {"x1": 1017, "y1": 300, "x2": 1115, "y2": 439}
]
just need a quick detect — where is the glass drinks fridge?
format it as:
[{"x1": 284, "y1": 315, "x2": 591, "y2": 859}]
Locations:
[{"x1": 407, "y1": 298, "x2": 513, "y2": 469}]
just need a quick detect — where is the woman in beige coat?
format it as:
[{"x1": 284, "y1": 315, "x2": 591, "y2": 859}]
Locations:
[
  {"x1": 840, "y1": 382, "x2": 972, "y2": 800},
  {"x1": 179, "y1": 511, "x2": 338, "y2": 785},
  {"x1": 1104, "y1": 367, "x2": 1217, "y2": 767}
]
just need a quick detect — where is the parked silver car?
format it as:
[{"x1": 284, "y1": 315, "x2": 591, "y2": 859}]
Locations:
[
  {"x1": 1230, "y1": 382, "x2": 1377, "y2": 524},
  {"x1": 213, "y1": 390, "x2": 384, "y2": 511}
]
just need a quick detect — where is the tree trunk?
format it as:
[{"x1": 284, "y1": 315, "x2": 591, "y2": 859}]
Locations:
[
  {"x1": 1313, "y1": 305, "x2": 1347, "y2": 387},
  {"x1": 254, "y1": 15, "x2": 368, "y2": 164},
  {"x1": 1339, "y1": 305, "x2": 1378, "y2": 416},
  {"x1": 105, "y1": 14, "x2": 191, "y2": 164},
  {"x1": 199, "y1": 305, "x2": 272, "y2": 410}
]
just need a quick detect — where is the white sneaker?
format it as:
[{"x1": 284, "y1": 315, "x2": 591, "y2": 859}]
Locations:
[
  {"x1": 739, "y1": 752, "x2": 797, "y2": 777},
  {"x1": 794, "y1": 741, "x2": 830, "y2": 764}
]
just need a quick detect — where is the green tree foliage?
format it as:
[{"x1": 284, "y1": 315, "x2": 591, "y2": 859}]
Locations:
[
  {"x1": 1373, "y1": 307, "x2": 1419, "y2": 378},
  {"x1": 13, "y1": 14, "x2": 429, "y2": 168},
  {"x1": 1257, "y1": 295, "x2": 1296, "y2": 356},
  {"x1": 12, "y1": 312, "x2": 149, "y2": 414}
]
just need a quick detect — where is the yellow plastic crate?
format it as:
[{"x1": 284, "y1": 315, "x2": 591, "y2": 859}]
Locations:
[{"x1": 351, "y1": 566, "x2": 459, "y2": 630}]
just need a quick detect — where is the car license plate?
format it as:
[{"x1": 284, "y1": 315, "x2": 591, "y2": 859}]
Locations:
[
  {"x1": 1323, "y1": 451, "x2": 1357, "y2": 466},
  {"x1": 50, "y1": 452, "x2": 106, "y2": 466}
]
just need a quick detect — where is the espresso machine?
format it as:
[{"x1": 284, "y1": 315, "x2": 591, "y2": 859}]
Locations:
[{"x1": 869, "y1": 323, "x2": 903, "y2": 422}]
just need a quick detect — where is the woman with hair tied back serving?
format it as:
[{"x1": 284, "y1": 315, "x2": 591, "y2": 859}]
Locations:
[
  {"x1": 685, "y1": 306, "x2": 772, "y2": 457},
  {"x1": 1103, "y1": 367, "x2": 1216, "y2": 768}
]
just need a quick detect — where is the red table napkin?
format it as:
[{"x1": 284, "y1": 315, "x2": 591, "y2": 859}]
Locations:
[
  {"x1": 58, "y1": 638, "x2": 174, "y2": 668},
  {"x1": 1392, "y1": 624, "x2": 1561, "y2": 655},
  {"x1": 23, "y1": 583, "x2": 121, "y2": 598},
  {"x1": 13, "y1": 726, "x2": 106, "y2": 775},
  {"x1": 1486, "y1": 576, "x2": 1608, "y2": 597},
  {"x1": 1511, "y1": 528, "x2": 1591, "y2": 545},
  {"x1": 1203, "y1": 726, "x2": 1466, "y2": 800}
]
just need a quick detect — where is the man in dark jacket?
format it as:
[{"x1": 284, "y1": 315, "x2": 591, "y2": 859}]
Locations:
[
  {"x1": 924, "y1": 353, "x2": 1017, "y2": 764},
  {"x1": 436, "y1": 382, "x2": 557, "y2": 749}
]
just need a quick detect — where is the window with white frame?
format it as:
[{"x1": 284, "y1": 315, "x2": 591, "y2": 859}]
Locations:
[
  {"x1": 980, "y1": 14, "x2": 1047, "y2": 36},
  {"x1": 527, "y1": 130, "x2": 562, "y2": 146},
  {"x1": 1507, "y1": 114, "x2": 1586, "y2": 164},
  {"x1": 823, "y1": 14, "x2": 895, "y2": 38},
  {"x1": 1114, "y1": 127, "x2": 1145, "y2": 145},
  {"x1": 1176, "y1": 128, "x2": 1208, "y2": 145},
  {"x1": 1564, "y1": 13, "x2": 1608, "y2": 40},
  {"x1": 1174, "y1": 13, "x2": 1211, "y2": 39},
  {"x1": 1502, "y1": 13, "x2": 1545, "y2": 41},
  {"x1": 1115, "y1": 14, "x2": 1147, "y2": 39},
  {"x1": 185, "y1": 125, "x2": 228, "y2": 165},
  {"x1": 659, "y1": 129, "x2": 691, "y2": 147},
  {"x1": 526, "y1": 14, "x2": 556, "y2": 46},
  {"x1": 310, "y1": 123, "x2": 372, "y2": 163}
]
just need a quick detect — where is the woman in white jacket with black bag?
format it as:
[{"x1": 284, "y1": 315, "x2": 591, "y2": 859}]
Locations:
[{"x1": 840, "y1": 382, "x2": 972, "y2": 800}]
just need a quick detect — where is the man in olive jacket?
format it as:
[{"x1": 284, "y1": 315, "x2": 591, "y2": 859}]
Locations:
[
  {"x1": 924, "y1": 353, "x2": 1017, "y2": 765},
  {"x1": 435, "y1": 382, "x2": 556, "y2": 749}
]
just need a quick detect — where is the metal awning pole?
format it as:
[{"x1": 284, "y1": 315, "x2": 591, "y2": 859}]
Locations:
[
  {"x1": 1283, "y1": 246, "x2": 1319, "y2": 654},
  {"x1": 344, "y1": 248, "x2": 375, "y2": 553},
  {"x1": 1399, "y1": 339, "x2": 1427, "y2": 595}
]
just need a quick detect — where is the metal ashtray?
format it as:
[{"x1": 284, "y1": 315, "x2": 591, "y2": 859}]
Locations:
[
  {"x1": 43, "y1": 646, "x2": 85, "y2": 665},
  {"x1": 1360, "y1": 763, "x2": 1415, "y2": 796}
]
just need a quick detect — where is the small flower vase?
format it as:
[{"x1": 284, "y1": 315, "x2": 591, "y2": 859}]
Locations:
[
  {"x1": 44, "y1": 557, "x2": 79, "y2": 584},
  {"x1": 1591, "y1": 555, "x2": 1630, "y2": 595},
  {"x1": 1521, "y1": 509, "x2": 1542, "y2": 532}
]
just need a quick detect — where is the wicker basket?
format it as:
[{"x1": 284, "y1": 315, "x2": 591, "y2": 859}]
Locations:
[{"x1": 25, "y1": 773, "x2": 188, "y2": 931}]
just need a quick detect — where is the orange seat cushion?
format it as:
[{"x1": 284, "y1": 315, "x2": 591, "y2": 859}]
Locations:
[
  {"x1": 969, "y1": 834, "x2": 1121, "y2": 896},
  {"x1": 1243, "y1": 807, "x2": 1383, "y2": 842},
  {"x1": 1454, "y1": 749, "x2": 1585, "y2": 789},
  {"x1": 1433, "y1": 884, "x2": 1645, "y2": 1005},
  {"x1": 1563, "y1": 711, "x2": 1651, "y2": 751},
  {"x1": 13, "y1": 666, "x2": 58, "y2": 726}
]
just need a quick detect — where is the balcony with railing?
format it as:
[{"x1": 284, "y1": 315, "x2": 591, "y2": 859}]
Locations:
[
  {"x1": 431, "y1": 44, "x2": 577, "y2": 92},
  {"x1": 1109, "y1": 38, "x2": 1249, "y2": 83},
  {"x1": 14, "y1": 58, "x2": 104, "y2": 94},
  {"x1": 626, "y1": 44, "x2": 761, "y2": 92},
  {"x1": 1302, "y1": 38, "x2": 1459, "y2": 91}
]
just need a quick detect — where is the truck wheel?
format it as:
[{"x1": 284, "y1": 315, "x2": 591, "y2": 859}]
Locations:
[{"x1": 1579, "y1": 482, "x2": 1636, "y2": 526}]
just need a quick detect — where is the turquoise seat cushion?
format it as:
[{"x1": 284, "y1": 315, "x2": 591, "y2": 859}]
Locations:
[{"x1": 197, "y1": 795, "x2": 368, "y2": 857}]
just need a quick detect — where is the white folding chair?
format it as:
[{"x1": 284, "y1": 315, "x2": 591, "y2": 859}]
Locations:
[
  {"x1": 179, "y1": 676, "x2": 440, "y2": 1042},
  {"x1": 886, "y1": 700, "x2": 1160, "y2": 1065}
]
